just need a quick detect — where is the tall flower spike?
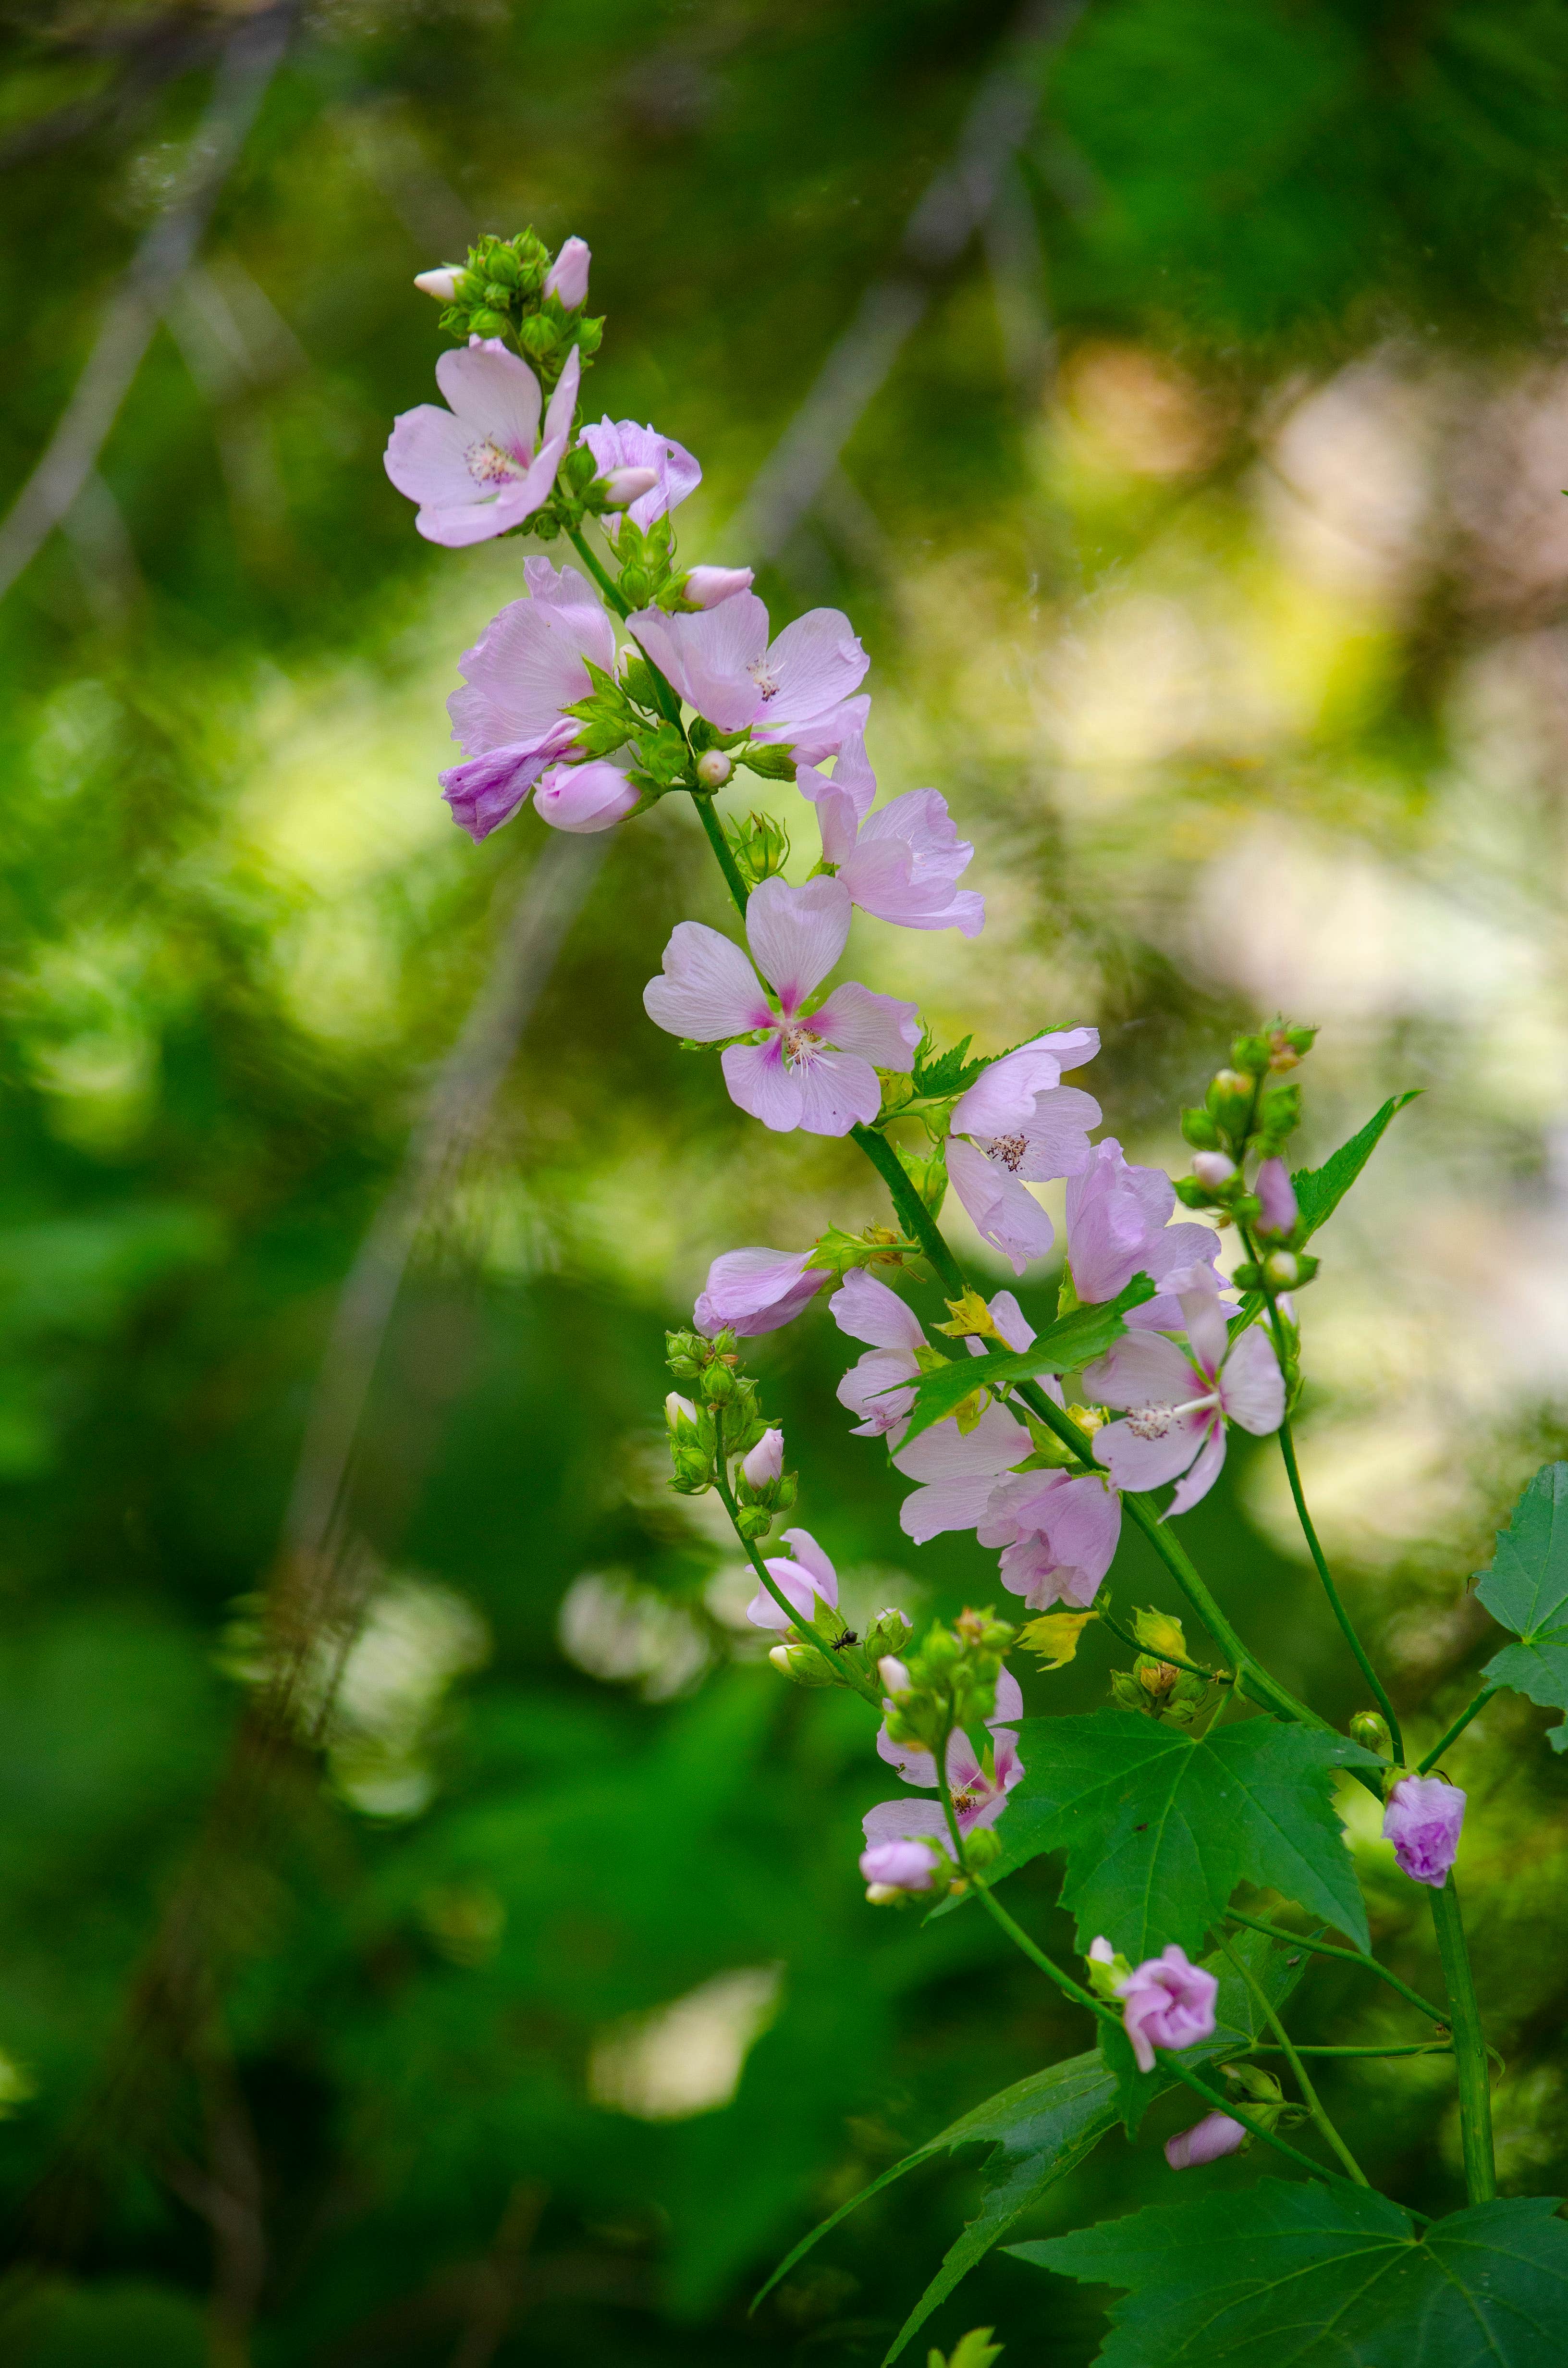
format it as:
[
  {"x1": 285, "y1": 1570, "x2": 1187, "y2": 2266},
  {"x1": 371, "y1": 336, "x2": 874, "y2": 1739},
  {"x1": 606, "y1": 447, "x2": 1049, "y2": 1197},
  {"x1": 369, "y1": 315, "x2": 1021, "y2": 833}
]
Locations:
[
  {"x1": 946, "y1": 1031, "x2": 1102, "y2": 1274},
  {"x1": 797, "y1": 734, "x2": 984, "y2": 936},
  {"x1": 1086, "y1": 1291, "x2": 1284, "y2": 1516},
  {"x1": 642, "y1": 876, "x2": 919, "y2": 1136},
  {"x1": 385, "y1": 341, "x2": 580, "y2": 546}
]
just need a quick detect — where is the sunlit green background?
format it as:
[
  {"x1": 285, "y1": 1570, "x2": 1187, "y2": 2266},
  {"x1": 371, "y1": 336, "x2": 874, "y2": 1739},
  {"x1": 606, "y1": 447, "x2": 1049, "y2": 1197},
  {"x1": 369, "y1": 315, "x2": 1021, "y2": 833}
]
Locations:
[{"x1": 2, "y1": 1, "x2": 1568, "y2": 2360}]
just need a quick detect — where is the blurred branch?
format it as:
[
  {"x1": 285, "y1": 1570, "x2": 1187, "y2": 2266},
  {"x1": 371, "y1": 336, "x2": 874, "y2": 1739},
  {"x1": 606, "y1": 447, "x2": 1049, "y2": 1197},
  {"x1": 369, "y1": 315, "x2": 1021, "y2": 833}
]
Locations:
[
  {"x1": 0, "y1": 2, "x2": 293, "y2": 605},
  {"x1": 720, "y1": 0, "x2": 1083, "y2": 563}
]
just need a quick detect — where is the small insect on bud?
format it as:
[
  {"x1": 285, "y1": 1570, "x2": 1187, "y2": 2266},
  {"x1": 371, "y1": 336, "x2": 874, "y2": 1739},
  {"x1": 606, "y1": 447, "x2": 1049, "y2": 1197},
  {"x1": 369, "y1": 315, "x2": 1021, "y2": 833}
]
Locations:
[
  {"x1": 414, "y1": 266, "x2": 462, "y2": 301},
  {"x1": 1190, "y1": 1151, "x2": 1237, "y2": 1190},
  {"x1": 695, "y1": 749, "x2": 733, "y2": 789},
  {"x1": 682, "y1": 564, "x2": 754, "y2": 608},
  {"x1": 600, "y1": 465, "x2": 660, "y2": 509},
  {"x1": 1263, "y1": 1251, "x2": 1300, "y2": 1288}
]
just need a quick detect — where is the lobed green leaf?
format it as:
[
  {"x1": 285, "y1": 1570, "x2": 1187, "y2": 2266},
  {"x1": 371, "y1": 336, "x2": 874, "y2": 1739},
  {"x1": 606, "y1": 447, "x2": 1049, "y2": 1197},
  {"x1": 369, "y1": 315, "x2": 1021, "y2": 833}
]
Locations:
[{"x1": 1477, "y1": 1461, "x2": 1568, "y2": 1751}]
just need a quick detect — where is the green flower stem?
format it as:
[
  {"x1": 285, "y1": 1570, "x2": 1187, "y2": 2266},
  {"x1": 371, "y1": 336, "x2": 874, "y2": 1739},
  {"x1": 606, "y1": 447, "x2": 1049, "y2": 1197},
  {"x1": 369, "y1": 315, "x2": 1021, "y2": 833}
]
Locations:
[
  {"x1": 1244, "y1": 1231, "x2": 1406, "y2": 1762},
  {"x1": 1220, "y1": 1936, "x2": 1369, "y2": 2184},
  {"x1": 966, "y1": 1881, "x2": 1358, "y2": 2186},
  {"x1": 1225, "y1": 1910, "x2": 1449, "y2": 2028},
  {"x1": 849, "y1": 1125, "x2": 1324, "y2": 1731},
  {"x1": 1418, "y1": 1686, "x2": 1498, "y2": 1775},
  {"x1": 1428, "y1": 1875, "x2": 1497, "y2": 2204},
  {"x1": 691, "y1": 790, "x2": 751, "y2": 916},
  {"x1": 710, "y1": 1412, "x2": 881, "y2": 1706},
  {"x1": 1251, "y1": 2042, "x2": 1454, "y2": 2058}
]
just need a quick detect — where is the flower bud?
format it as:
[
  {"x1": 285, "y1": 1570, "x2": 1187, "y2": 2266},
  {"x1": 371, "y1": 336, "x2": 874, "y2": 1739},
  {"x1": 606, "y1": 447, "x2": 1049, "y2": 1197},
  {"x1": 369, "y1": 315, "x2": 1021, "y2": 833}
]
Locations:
[
  {"x1": 1179, "y1": 1106, "x2": 1222, "y2": 1151},
  {"x1": 695, "y1": 749, "x2": 733, "y2": 789},
  {"x1": 1263, "y1": 1250, "x2": 1299, "y2": 1288},
  {"x1": 878, "y1": 1654, "x2": 912, "y2": 1697},
  {"x1": 701, "y1": 1361, "x2": 737, "y2": 1406},
  {"x1": 769, "y1": 1642, "x2": 835, "y2": 1688},
  {"x1": 469, "y1": 308, "x2": 509, "y2": 339},
  {"x1": 664, "y1": 1391, "x2": 697, "y2": 1431},
  {"x1": 1206, "y1": 1067, "x2": 1255, "y2": 1132},
  {"x1": 1230, "y1": 1031, "x2": 1273, "y2": 1078},
  {"x1": 1165, "y1": 2111, "x2": 1247, "y2": 2170},
  {"x1": 600, "y1": 465, "x2": 660, "y2": 509},
  {"x1": 1132, "y1": 1606, "x2": 1189, "y2": 1659},
  {"x1": 414, "y1": 266, "x2": 462, "y2": 301},
  {"x1": 1350, "y1": 1710, "x2": 1392, "y2": 1757},
  {"x1": 543, "y1": 234, "x2": 591, "y2": 309},
  {"x1": 964, "y1": 1826, "x2": 1003, "y2": 1870},
  {"x1": 735, "y1": 1504, "x2": 773, "y2": 1542},
  {"x1": 1254, "y1": 1157, "x2": 1299, "y2": 1240},
  {"x1": 682, "y1": 564, "x2": 754, "y2": 608},
  {"x1": 1110, "y1": 1670, "x2": 1146, "y2": 1713},
  {"x1": 741, "y1": 1427, "x2": 784, "y2": 1488},
  {"x1": 1190, "y1": 1151, "x2": 1237, "y2": 1189}
]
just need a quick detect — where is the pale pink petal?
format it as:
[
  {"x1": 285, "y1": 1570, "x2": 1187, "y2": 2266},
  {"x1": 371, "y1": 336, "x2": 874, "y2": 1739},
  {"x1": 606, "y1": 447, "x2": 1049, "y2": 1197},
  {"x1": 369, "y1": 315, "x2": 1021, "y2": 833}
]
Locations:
[
  {"x1": 950, "y1": 1046, "x2": 1067, "y2": 1138},
  {"x1": 1181, "y1": 1290, "x2": 1231, "y2": 1381},
  {"x1": 580, "y1": 413, "x2": 699, "y2": 530},
  {"x1": 766, "y1": 695, "x2": 873, "y2": 765},
  {"x1": 809, "y1": 783, "x2": 861, "y2": 869},
  {"x1": 543, "y1": 346, "x2": 582, "y2": 447},
  {"x1": 899, "y1": 1475, "x2": 1008, "y2": 1543},
  {"x1": 1082, "y1": 1332, "x2": 1197, "y2": 1410},
  {"x1": 991, "y1": 1667, "x2": 1024, "y2": 1727},
  {"x1": 838, "y1": 1347, "x2": 919, "y2": 1436},
  {"x1": 1094, "y1": 1410, "x2": 1211, "y2": 1493},
  {"x1": 811, "y1": 981, "x2": 920, "y2": 1069},
  {"x1": 1217, "y1": 1326, "x2": 1285, "y2": 1435},
  {"x1": 439, "y1": 738, "x2": 560, "y2": 842},
  {"x1": 878, "y1": 1724, "x2": 938, "y2": 1787},
  {"x1": 722, "y1": 1039, "x2": 804, "y2": 1132},
  {"x1": 862, "y1": 1796, "x2": 950, "y2": 1849},
  {"x1": 787, "y1": 1045, "x2": 883, "y2": 1136},
  {"x1": 1165, "y1": 1420, "x2": 1228, "y2": 1517},
  {"x1": 534, "y1": 756, "x2": 639, "y2": 832},
  {"x1": 385, "y1": 404, "x2": 490, "y2": 509},
  {"x1": 777, "y1": 1526, "x2": 838, "y2": 1606},
  {"x1": 765, "y1": 607, "x2": 870, "y2": 726},
  {"x1": 943, "y1": 1730, "x2": 985, "y2": 1793},
  {"x1": 1014, "y1": 1086, "x2": 1103, "y2": 1181},
  {"x1": 745, "y1": 876, "x2": 851, "y2": 1010},
  {"x1": 893, "y1": 1398, "x2": 1029, "y2": 1482},
  {"x1": 627, "y1": 596, "x2": 769, "y2": 732},
  {"x1": 987, "y1": 1291, "x2": 1035, "y2": 1352},
  {"x1": 414, "y1": 431, "x2": 563, "y2": 547},
  {"x1": 1025, "y1": 1026, "x2": 1099, "y2": 1070},
  {"x1": 448, "y1": 588, "x2": 613, "y2": 756},
  {"x1": 696, "y1": 1247, "x2": 825, "y2": 1337},
  {"x1": 644, "y1": 922, "x2": 770, "y2": 1040},
  {"x1": 830, "y1": 1270, "x2": 925, "y2": 1353},
  {"x1": 797, "y1": 732, "x2": 877, "y2": 827},
  {"x1": 436, "y1": 341, "x2": 543, "y2": 456},
  {"x1": 947, "y1": 1137, "x2": 1056, "y2": 1275}
]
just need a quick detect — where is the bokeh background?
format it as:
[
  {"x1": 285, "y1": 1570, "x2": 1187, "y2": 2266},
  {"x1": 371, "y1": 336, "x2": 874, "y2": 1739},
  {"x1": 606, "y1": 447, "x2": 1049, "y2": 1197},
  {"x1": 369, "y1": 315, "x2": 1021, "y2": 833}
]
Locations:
[{"x1": 2, "y1": 1, "x2": 1568, "y2": 2361}]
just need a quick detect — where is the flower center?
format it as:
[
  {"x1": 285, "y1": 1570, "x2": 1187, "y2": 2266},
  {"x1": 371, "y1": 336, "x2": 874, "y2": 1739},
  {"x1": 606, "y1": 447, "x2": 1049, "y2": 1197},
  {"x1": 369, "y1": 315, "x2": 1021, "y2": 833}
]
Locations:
[
  {"x1": 466, "y1": 438, "x2": 526, "y2": 486},
  {"x1": 987, "y1": 1132, "x2": 1029, "y2": 1173},
  {"x1": 1126, "y1": 1391, "x2": 1219, "y2": 1439},
  {"x1": 747, "y1": 657, "x2": 781, "y2": 701},
  {"x1": 780, "y1": 1021, "x2": 818, "y2": 1065}
]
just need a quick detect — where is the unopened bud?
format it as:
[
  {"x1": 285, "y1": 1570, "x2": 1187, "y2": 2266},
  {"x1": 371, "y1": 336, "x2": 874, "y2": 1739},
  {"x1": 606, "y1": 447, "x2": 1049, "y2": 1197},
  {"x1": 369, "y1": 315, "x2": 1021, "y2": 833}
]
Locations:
[
  {"x1": 1264, "y1": 1250, "x2": 1300, "y2": 1288},
  {"x1": 664, "y1": 1392, "x2": 697, "y2": 1431},
  {"x1": 683, "y1": 564, "x2": 754, "y2": 609},
  {"x1": 701, "y1": 1361, "x2": 736, "y2": 1405},
  {"x1": 1132, "y1": 1606, "x2": 1188, "y2": 1658},
  {"x1": 414, "y1": 266, "x2": 462, "y2": 301},
  {"x1": 741, "y1": 1427, "x2": 784, "y2": 1488},
  {"x1": 469, "y1": 309, "x2": 509, "y2": 340},
  {"x1": 542, "y1": 234, "x2": 591, "y2": 309},
  {"x1": 735, "y1": 1505, "x2": 772, "y2": 1542},
  {"x1": 1191, "y1": 1151, "x2": 1237, "y2": 1189},
  {"x1": 695, "y1": 749, "x2": 733, "y2": 788},
  {"x1": 964, "y1": 1826, "x2": 1003, "y2": 1870},
  {"x1": 769, "y1": 1641, "x2": 834, "y2": 1688},
  {"x1": 1350, "y1": 1710, "x2": 1392, "y2": 1757},
  {"x1": 878, "y1": 1654, "x2": 912, "y2": 1697},
  {"x1": 601, "y1": 465, "x2": 659, "y2": 509},
  {"x1": 1180, "y1": 1106, "x2": 1222, "y2": 1150},
  {"x1": 1254, "y1": 1157, "x2": 1299, "y2": 1240}
]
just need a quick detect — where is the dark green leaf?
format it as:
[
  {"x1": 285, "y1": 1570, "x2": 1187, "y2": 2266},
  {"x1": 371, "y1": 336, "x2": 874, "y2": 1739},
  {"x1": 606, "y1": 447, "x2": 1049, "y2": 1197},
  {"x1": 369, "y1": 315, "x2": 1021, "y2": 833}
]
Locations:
[
  {"x1": 1009, "y1": 2183, "x2": 1568, "y2": 2366},
  {"x1": 1291, "y1": 1093, "x2": 1421, "y2": 1242},
  {"x1": 978, "y1": 1711, "x2": 1377, "y2": 1957},
  {"x1": 896, "y1": 1278, "x2": 1157, "y2": 1448},
  {"x1": 913, "y1": 1035, "x2": 980, "y2": 1098},
  {"x1": 1478, "y1": 1462, "x2": 1568, "y2": 1751},
  {"x1": 756, "y1": 1930, "x2": 1310, "y2": 2362}
]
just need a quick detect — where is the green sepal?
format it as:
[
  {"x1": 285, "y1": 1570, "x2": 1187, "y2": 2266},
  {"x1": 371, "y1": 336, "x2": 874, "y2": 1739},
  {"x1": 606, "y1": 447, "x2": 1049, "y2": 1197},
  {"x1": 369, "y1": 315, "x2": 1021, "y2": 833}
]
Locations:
[{"x1": 736, "y1": 742, "x2": 799, "y2": 780}]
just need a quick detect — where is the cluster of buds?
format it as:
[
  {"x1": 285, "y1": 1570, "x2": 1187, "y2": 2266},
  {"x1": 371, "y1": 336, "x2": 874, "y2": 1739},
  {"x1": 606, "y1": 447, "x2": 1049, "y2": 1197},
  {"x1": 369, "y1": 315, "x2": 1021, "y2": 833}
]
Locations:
[
  {"x1": 1109, "y1": 1607, "x2": 1217, "y2": 1727},
  {"x1": 1175, "y1": 1021, "x2": 1321, "y2": 1295},
  {"x1": 881, "y1": 1606, "x2": 1017, "y2": 1757},
  {"x1": 416, "y1": 230, "x2": 602, "y2": 389},
  {"x1": 724, "y1": 808, "x2": 791, "y2": 889},
  {"x1": 773, "y1": 1602, "x2": 912, "y2": 1691},
  {"x1": 664, "y1": 1328, "x2": 780, "y2": 1529}
]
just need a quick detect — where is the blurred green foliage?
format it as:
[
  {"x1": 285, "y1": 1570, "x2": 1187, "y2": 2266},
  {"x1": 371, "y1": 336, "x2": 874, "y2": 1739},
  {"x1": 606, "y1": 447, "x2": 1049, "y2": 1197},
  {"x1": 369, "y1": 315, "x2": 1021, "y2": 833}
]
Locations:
[{"x1": 1, "y1": 1, "x2": 1568, "y2": 2362}]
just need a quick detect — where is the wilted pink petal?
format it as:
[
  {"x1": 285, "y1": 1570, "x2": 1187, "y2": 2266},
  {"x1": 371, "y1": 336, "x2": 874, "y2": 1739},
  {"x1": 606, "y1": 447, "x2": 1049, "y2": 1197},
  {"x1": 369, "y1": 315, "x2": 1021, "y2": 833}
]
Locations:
[
  {"x1": 439, "y1": 721, "x2": 576, "y2": 842},
  {"x1": 1120, "y1": 1946, "x2": 1218, "y2": 2074},
  {"x1": 1165, "y1": 2112, "x2": 1246, "y2": 2170},
  {"x1": 1383, "y1": 1775, "x2": 1466, "y2": 1887},
  {"x1": 696, "y1": 1246, "x2": 827, "y2": 1336}
]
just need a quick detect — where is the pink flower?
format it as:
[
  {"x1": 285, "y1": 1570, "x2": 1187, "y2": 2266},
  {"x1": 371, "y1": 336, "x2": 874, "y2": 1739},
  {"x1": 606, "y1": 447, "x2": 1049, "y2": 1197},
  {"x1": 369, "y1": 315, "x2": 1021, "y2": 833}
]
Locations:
[
  {"x1": 859, "y1": 1838, "x2": 943, "y2": 1898},
  {"x1": 831, "y1": 1276, "x2": 1033, "y2": 1447},
  {"x1": 797, "y1": 735, "x2": 984, "y2": 937},
  {"x1": 385, "y1": 339, "x2": 580, "y2": 546},
  {"x1": 1165, "y1": 2112, "x2": 1246, "y2": 2170},
  {"x1": 877, "y1": 1667, "x2": 1022, "y2": 1788},
  {"x1": 745, "y1": 1527, "x2": 838, "y2": 1632},
  {"x1": 441, "y1": 559, "x2": 616, "y2": 840},
  {"x1": 1118, "y1": 1945, "x2": 1219, "y2": 2074},
  {"x1": 534, "y1": 756, "x2": 640, "y2": 833},
  {"x1": 694, "y1": 1246, "x2": 828, "y2": 1336},
  {"x1": 862, "y1": 1719, "x2": 1025, "y2": 1858},
  {"x1": 892, "y1": 1399, "x2": 1031, "y2": 1542},
  {"x1": 742, "y1": 1427, "x2": 784, "y2": 1487},
  {"x1": 642, "y1": 876, "x2": 919, "y2": 1136},
  {"x1": 1255, "y1": 1156, "x2": 1299, "y2": 1239},
  {"x1": 543, "y1": 234, "x2": 591, "y2": 308},
  {"x1": 626, "y1": 592, "x2": 868, "y2": 751},
  {"x1": 1086, "y1": 1294, "x2": 1284, "y2": 1516},
  {"x1": 578, "y1": 417, "x2": 700, "y2": 534},
  {"x1": 946, "y1": 1031, "x2": 1102, "y2": 1274},
  {"x1": 1066, "y1": 1139, "x2": 1225, "y2": 1332},
  {"x1": 978, "y1": 1469, "x2": 1122, "y2": 1610},
  {"x1": 683, "y1": 565, "x2": 754, "y2": 608},
  {"x1": 1382, "y1": 1774, "x2": 1466, "y2": 1888}
]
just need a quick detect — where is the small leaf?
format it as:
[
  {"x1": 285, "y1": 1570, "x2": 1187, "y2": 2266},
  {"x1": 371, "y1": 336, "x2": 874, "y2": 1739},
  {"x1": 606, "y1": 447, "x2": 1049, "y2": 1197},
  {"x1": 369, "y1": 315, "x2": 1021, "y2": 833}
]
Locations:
[
  {"x1": 1477, "y1": 1461, "x2": 1568, "y2": 1749},
  {"x1": 1010, "y1": 2184, "x2": 1568, "y2": 2367},
  {"x1": 1292, "y1": 1091, "x2": 1421, "y2": 1241},
  {"x1": 1019, "y1": 1610, "x2": 1098, "y2": 1669},
  {"x1": 930, "y1": 2333, "x2": 1003, "y2": 2368},
  {"x1": 896, "y1": 1277, "x2": 1156, "y2": 1447},
  {"x1": 913, "y1": 1035, "x2": 980, "y2": 1098}
]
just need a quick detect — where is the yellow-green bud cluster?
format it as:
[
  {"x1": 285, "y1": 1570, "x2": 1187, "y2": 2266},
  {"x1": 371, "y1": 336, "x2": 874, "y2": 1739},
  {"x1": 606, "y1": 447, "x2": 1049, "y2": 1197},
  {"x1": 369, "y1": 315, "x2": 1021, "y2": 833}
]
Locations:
[
  {"x1": 1110, "y1": 1653, "x2": 1213, "y2": 1727},
  {"x1": 436, "y1": 229, "x2": 603, "y2": 392},
  {"x1": 662, "y1": 1329, "x2": 772, "y2": 1499},
  {"x1": 1177, "y1": 1020, "x2": 1314, "y2": 1183},
  {"x1": 884, "y1": 1607, "x2": 1017, "y2": 1754}
]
